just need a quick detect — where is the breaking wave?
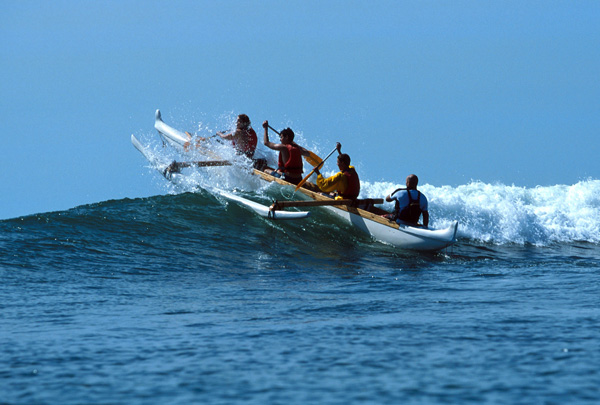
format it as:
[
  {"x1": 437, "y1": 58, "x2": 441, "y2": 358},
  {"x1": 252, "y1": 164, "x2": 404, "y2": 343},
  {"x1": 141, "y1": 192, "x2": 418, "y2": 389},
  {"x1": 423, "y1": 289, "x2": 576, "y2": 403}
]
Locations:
[{"x1": 133, "y1": 131, "x2": 599, "y2": 246}]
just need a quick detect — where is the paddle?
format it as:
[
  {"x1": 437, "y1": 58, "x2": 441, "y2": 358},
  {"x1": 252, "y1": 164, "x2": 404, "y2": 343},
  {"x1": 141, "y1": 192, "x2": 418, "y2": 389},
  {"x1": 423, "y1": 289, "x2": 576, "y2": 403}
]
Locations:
[
  {"x1": 266, "y1": 124, "x2": 323, "y2": 167},
  {"x1": 304, "y1": 151, "x2": 322, "y2": 168},
  {"x1": 294, "y1": 145, "x2": 339, "y2": 192},
  {"x1": 190, "y1": 160, "x2": 231, "y2": 167},
  {"x1": 267, "y1": 124, "x2": 280, "y2": 135},
  {"x1": 164, "y1": 160, "x2": 231, "y2": 176}
]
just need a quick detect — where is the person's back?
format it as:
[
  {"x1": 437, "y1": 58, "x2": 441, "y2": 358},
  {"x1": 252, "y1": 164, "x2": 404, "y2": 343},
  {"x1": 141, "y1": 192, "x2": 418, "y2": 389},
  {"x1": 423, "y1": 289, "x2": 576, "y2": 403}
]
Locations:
[
  {"x1": 393, "y1": 189, "x2": 426, "y2": 223},
  {"x1": 223, "y1": 114, "x2": 257, "y2": 159},
  {"x1": 232, "y1": 127, "x2": 257, "y2": 158},
  {"x1": 385, "y1": 174, "x2": 429, "y2": 227},
  {"x1": 339, "y1": 165, "x2": 360, "y2": 199},
  {"x1": 277, "y1": 140, "x2": 304, "y2": 180}
]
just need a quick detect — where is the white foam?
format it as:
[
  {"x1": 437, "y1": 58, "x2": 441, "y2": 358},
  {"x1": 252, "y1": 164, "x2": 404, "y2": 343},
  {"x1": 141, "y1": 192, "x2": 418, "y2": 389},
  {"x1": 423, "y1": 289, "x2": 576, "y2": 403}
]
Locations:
[{"x1": 412, "y1": 180, "x2": 600, "y2": 245}]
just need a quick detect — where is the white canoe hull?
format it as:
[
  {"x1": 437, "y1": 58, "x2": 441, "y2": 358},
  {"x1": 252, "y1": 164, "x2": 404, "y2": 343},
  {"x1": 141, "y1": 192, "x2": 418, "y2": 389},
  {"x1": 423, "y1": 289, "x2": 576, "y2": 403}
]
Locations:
[
  {"x1": 131, "y1": 134, "x2": 169, "y2": 174},
  {"x1": 324, "y1": 205, "x2": 458, "y2": 251},
  {"x1": 154, "y1": 110, "x2": 189, "y2": 147},
  {"x1": 252, "y1": 170, "x2": 458, "y2": 251}
]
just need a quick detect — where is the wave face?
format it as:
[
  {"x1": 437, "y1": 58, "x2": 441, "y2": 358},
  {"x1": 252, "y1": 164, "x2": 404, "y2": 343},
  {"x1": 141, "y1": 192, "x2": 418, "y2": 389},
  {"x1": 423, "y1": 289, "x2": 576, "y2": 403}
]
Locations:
[{"x1": 2, "y1": 179, "x2": 599, "y2": 263}]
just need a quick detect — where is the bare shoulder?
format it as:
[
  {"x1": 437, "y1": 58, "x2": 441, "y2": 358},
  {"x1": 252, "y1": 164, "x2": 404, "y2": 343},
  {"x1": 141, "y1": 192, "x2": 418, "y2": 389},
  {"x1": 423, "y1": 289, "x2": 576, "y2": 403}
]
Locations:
[
  {"x1": 266, "y1": 142, "x2": 286, "y2": 150},
  {"x1": 293, "y1": 143, "x2": 310, "y2": 155}
]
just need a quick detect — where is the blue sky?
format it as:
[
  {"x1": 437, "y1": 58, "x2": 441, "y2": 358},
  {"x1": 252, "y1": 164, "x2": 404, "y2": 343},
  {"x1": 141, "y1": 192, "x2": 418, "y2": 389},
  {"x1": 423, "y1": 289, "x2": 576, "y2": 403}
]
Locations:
[{"x1": 2, "y1": 1, "x2": 599, "y2": 220}]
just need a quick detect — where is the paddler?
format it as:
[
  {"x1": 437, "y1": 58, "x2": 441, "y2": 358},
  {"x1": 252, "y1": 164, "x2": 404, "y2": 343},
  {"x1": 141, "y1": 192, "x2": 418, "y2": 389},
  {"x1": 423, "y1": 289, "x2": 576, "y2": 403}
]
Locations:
[
  {"x1": 169, "y1": 114, "x2": 264, "y2": 174},
  {"x1": 262, "y1": 120, "x2": 311, "y2": 185},
  {"x1": 383, "y1": 174, "x2": 429, "y2": 228},
  {"x1": 313, "y1": 143, "x2": 361, "y2": 200},
  {"x1": 216, "y1": 114, "x2": 257, "y2": 159},
  {"x1": 184, "y1": 114, "x2": 257, "y2": 159}
]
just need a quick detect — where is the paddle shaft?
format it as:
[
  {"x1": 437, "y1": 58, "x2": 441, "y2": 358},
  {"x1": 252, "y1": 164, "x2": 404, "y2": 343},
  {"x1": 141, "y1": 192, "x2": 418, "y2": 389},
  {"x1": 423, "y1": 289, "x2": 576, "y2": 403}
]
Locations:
[
  {"x1": 294, "y1": 146, "x2": 338, "y2": 192},
  {"x1": 171, "y1": 160, "x2": 231, "y2": 170},
  {"x1": 270, "y1": 198, "x2": 383, "y2": 210}
]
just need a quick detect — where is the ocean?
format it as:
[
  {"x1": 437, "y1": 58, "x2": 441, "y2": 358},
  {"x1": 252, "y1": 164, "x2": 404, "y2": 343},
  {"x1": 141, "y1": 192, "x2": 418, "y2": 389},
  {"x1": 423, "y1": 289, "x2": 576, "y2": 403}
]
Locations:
[{"x1": 2, "y1": 149, "x2": 600, "y2": 403}]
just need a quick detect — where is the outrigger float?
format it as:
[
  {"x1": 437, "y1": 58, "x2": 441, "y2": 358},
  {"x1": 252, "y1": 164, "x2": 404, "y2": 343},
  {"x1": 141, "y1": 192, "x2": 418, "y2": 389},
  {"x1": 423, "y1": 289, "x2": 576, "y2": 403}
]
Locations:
[{"x1": 131, "y1": 110, "x2": 458, "y2": 251}]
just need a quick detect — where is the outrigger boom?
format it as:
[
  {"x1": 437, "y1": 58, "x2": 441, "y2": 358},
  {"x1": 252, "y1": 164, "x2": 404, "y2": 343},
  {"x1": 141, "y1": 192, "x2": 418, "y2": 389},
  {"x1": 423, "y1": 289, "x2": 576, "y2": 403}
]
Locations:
[{"x1": 270, "y1": 198, "x2": 384, "y2": 211}]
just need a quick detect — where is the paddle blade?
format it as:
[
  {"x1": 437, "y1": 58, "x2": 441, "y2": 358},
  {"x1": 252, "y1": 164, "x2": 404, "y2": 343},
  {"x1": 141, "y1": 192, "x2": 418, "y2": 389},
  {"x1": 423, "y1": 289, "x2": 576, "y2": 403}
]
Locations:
[
  {"x1": 304, "y1": 151, "x2": 323, "y2": 168},
  {"x1": 294, "y1": 168, "x2": 315, "y2": 192},
  {"x1": 295, "y1": 145, "x2": 337, "y2": 192}
]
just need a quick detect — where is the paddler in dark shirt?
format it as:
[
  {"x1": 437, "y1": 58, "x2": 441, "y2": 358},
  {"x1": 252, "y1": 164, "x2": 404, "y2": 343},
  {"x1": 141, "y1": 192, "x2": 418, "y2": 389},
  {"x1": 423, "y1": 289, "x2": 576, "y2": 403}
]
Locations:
[
  {"x1": 314, "y1": 147, "x2": 361, "y2": 200},
  {"x1": 217, "y1": 114, "x2": 257, "y2": 159},
  {"x1": 167, "y1": 114, "x2": 261, "y2": 175},
  {"x1": 262, "y1": 120, "x2": 311, "y2": 185},
  {"x1": 183, "y1": 114, "x2": 257, "y2": 159}
]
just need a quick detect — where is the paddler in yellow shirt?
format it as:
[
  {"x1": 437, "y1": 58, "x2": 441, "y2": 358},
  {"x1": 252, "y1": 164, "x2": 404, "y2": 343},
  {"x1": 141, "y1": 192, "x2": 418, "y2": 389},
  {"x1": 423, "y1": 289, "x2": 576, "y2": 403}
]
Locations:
[{"x1": 313, "y1": 143, "x2": 360, "y2": 200}]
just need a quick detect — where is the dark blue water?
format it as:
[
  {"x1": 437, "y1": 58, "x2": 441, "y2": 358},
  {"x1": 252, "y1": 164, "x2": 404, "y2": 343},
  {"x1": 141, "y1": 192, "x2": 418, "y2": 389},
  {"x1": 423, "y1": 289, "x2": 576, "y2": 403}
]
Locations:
[{"x1": 2, "y1": 192, "x2": 600, "y2": 404}]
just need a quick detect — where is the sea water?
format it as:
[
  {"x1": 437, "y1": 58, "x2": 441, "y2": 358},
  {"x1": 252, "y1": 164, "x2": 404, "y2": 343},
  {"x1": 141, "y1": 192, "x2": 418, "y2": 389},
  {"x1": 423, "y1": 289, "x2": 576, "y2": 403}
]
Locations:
[{"x1": 1, "y1": 142, "x2": 599, "y2": 404}]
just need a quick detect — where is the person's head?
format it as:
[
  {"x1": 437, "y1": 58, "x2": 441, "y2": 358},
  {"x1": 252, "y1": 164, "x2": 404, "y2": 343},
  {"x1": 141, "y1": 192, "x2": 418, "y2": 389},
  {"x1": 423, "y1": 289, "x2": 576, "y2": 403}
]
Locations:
[
  {"x1": 279, "y1": 127, "x2": 295, "y2": 144},
  {"x1": 337, "y1": 154, "x2": 351, "y2": 170},
  {"x1": 406, "y1": 174, "x2": 419, "y2": 189},
  {"x1": 237, "y1": 114, "x2": 251, "y2": 130}
]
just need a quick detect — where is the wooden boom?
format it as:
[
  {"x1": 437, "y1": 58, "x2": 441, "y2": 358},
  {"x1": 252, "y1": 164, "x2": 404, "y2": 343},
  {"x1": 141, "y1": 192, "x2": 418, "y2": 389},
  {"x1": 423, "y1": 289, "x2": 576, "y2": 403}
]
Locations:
[
  {"x1": 270, "y1": 198, "x2": 383, "y2": 211},
  {"x1": 194, "y1": 160, "x2": 231, "y2": 167}
]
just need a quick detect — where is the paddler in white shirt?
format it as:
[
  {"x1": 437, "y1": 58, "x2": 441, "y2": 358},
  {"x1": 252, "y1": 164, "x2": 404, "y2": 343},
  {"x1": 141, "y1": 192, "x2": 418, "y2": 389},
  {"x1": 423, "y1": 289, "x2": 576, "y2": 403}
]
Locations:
[{"x1": 383, "y1": 174, "x2": 429, "y2": 228}]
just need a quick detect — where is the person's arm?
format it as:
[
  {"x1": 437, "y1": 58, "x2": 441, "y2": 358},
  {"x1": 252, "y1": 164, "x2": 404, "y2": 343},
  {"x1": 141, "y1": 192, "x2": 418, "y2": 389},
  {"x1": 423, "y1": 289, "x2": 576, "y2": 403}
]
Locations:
[
  {"x1": 385, "y1": 188, "x2": 400, "y2": 202},
  {"x1": 217, "y1": 132, "x2": 233, "y2": 141},
  {"x1": 262, "y1": 121, "x2": 271, "y2": 147},
  {"x1": 262, "y1": 120, "x2": 283, "y2": 150},
  {"x1": 316, "y1": 172, "x2": 344, "y2": 193},
  {"x1": 422, "y1": 211, "x2": 429, "y2": 228}
]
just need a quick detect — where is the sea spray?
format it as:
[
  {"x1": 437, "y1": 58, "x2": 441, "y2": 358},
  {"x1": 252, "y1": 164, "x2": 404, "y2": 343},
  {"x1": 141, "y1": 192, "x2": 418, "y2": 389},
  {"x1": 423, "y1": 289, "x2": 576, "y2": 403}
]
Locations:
[{"x1": 416, "y1": 180, "x2": 600, "y2": 245}]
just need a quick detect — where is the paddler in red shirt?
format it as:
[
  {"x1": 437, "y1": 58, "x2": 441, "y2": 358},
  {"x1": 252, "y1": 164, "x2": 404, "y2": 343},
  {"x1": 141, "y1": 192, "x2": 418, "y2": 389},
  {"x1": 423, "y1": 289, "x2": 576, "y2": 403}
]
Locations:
[
  {"x1": 216, "y1": 114, "x2": 257, "y2": 159},
  {"x1": 262, "y1": 120, "x2": 311, "y2": 185},
  {"x1": 183, "y1": 114, "x2": 257, "y2": 159}
]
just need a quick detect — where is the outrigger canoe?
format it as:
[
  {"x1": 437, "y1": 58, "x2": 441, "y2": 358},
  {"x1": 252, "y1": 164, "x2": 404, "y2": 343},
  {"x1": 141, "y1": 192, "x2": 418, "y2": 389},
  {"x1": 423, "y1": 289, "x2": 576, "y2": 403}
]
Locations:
[{"x1": 132, "y1": 110, "x2": 458, "y2": 251}]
